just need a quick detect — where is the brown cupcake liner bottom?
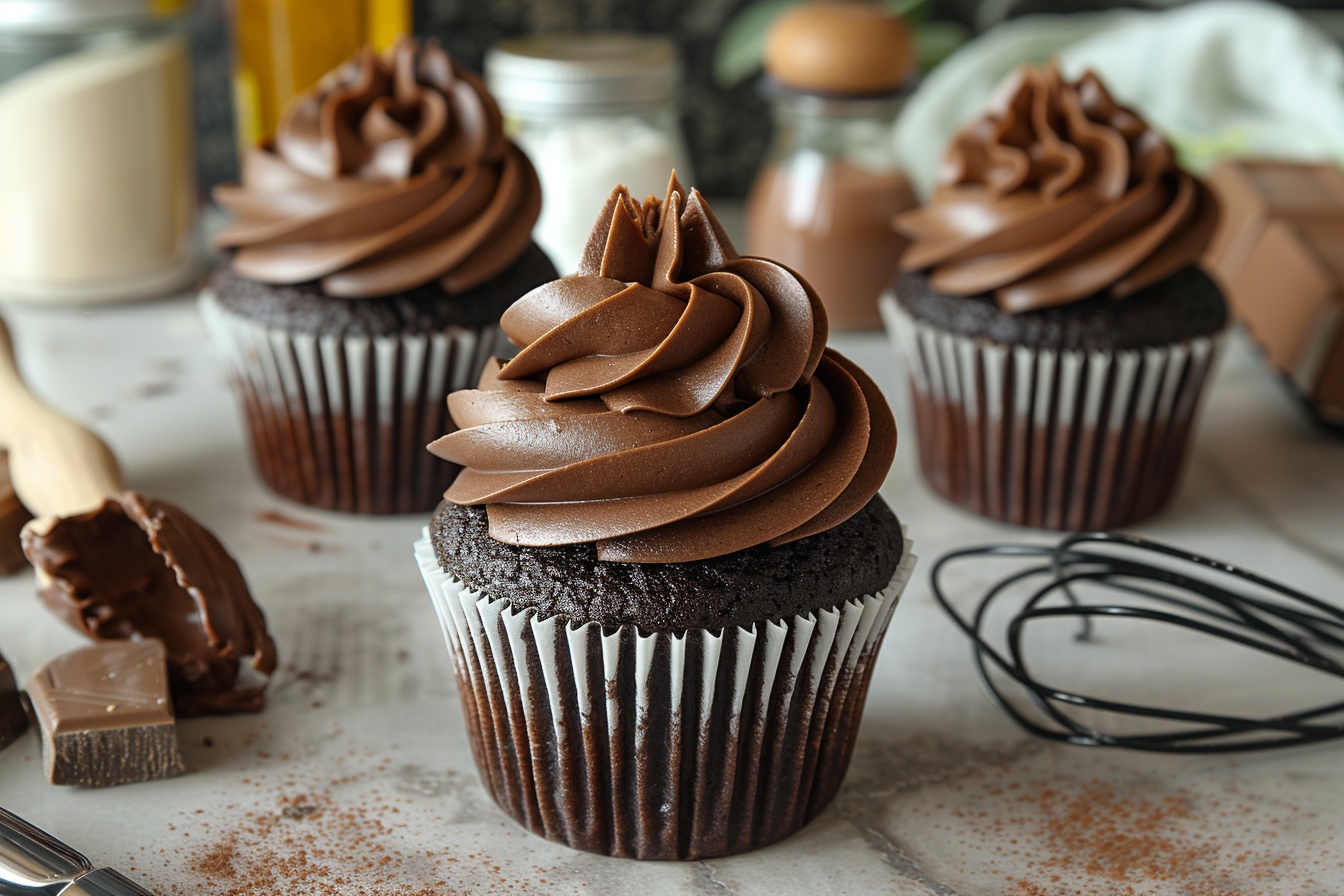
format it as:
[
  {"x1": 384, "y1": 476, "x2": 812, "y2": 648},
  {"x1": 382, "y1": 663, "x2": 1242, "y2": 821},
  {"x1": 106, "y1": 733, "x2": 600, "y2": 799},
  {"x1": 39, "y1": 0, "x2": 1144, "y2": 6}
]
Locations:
[
  {"x1": 414, "y1": 530, "x2": 917, "y2": 860},
  {"x1": 881, "y1": 296, "x2": 1222, "y2": 530},
  {"x1": 200, "y1": 290, "x2": 508, "y2": 514}
]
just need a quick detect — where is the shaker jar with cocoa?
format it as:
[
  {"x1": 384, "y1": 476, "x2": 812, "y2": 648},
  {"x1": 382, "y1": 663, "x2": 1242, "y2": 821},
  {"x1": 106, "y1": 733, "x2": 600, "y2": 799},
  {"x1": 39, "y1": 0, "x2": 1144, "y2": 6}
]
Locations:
[{"x1": 745, "y1": 1, "x2": 918, "y2": 330}]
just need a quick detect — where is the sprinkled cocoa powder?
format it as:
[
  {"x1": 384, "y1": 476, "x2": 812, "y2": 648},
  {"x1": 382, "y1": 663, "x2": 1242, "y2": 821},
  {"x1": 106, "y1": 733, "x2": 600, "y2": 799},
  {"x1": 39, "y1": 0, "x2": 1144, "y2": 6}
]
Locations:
[
  {"x1": 1005, "y1": 784, "x2": 1231, "y2": 894},
  {"x1": 923, "y1": 772, "x2": 1328, "y2": 896},
  {"x1": 184, "y1": 792, "x2": 444, "y2": 896},
  {"x1": 139, "y1": 754, "x2": 552, "y2": 895}
]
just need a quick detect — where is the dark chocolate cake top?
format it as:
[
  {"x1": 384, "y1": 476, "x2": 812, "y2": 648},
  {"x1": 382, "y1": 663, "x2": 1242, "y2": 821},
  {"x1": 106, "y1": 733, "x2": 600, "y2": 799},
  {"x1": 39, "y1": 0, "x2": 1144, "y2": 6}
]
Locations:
[
  {"x1": 429, "y1": 175, "x2": 898, "y2": 564},
  {"x1": 210, "y1": 241, "x2": 556, "y2": 336},
  {"x1": 895, "y1": 64, "x2": 1218, "y2": 314},
  {"x1": 894, "y1": 265, "x2": 1226, "y2": 351},
  {"x1": 431, "y1": 496, "x2": 904, "y2": 632}
]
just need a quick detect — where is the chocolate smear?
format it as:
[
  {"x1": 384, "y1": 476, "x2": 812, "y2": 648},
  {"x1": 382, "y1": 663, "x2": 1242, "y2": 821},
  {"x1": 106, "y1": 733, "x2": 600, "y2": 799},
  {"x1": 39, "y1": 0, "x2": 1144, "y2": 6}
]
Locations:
[
  {"x1": 0, "y1": 646, "x2": 28, "y2": 750},
  {"x1": 0, "y1": 451, "x2": 32, "y2": 574},
  {"x1": 22, "y1": 491, "x2": 277, "y2": 715},
  {"x1": 27, "y1": 639, "x2": 184, "y2": 786}
]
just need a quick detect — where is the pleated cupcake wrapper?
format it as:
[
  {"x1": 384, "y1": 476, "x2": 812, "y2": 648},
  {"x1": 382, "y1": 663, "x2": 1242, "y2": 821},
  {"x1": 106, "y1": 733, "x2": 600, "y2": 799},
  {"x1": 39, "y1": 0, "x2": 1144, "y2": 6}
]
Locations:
[
  {"x1": 881, "y1": 296, "x2": 1222, "y2": 530},
  {"x1": 414, "y1": 531, "x2": 917, "y2": 860},
  {"x1": 200, "y1": 290, "x2": 508, "y2": 514}
]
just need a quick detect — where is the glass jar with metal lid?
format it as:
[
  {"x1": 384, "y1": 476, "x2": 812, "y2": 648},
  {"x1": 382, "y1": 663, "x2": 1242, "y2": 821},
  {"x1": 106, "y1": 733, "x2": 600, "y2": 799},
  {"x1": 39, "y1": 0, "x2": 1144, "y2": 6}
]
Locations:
[
  {"x1": 0, "y1": 0, "x2": 197, "y2": 304},
  {"x1": 486, "y1": 32, "x2": 694, "y2": 275},
  {"x1": 745, "y1": 2, "x2": 918, "y2": 331}
]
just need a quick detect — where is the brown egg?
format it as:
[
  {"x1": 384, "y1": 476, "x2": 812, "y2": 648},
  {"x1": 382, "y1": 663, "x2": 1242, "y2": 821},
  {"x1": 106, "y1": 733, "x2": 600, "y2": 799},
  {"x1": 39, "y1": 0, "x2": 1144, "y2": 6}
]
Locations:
[{"x1": 764, "y1": 1, "x2": 915, "y2": 96}]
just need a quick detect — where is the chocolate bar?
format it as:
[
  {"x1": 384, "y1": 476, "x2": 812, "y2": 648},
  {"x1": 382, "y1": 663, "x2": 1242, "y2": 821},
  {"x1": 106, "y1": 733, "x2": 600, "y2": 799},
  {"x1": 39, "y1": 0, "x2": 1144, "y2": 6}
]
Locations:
[
  {"x1": 1207, "y1": 160, "x2": 1344, "y2": 427},
  {"x1": 26, "y1": 639, "x2": 185, "y2": 787},
  {"x1": 0, "y1": 647, "x2": 27, "y2": 750}
]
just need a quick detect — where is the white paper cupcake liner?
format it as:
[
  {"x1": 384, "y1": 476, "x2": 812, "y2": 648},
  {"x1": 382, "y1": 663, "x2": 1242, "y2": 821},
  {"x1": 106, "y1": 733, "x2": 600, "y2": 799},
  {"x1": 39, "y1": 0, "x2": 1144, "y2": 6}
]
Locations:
[
  {"x1": 200, "y1": 290, "x2": 508, "y2": 514},
  {"x1": 881, "y1": 296, "x2": 1222, "y2": 529},
  {"x1": 414, "y1": 530, "x2": 917, "y2": 860}
]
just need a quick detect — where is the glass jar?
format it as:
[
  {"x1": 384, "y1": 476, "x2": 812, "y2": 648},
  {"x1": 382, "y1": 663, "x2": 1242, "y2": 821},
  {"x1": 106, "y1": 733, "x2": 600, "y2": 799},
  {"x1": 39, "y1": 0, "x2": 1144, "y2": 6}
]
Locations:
[
  {"x1": 229, "y1": 0, "x2": 410, "y2": 152},
  {"x1": 0, "y1": 0, "x2": 197, "y2": 304},
  {"x1": 746, "y1": 90, "x2": 917, "y2": 331},
  {"x1": 486, "y1": 33, "x2": 693, "y2": 275}
]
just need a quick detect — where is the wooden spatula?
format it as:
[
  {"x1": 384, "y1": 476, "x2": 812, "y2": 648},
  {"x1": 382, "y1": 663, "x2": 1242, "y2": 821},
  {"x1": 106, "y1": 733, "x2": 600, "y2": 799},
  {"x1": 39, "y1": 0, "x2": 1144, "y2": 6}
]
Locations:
[{"x1": 0, "y1": 316, "x2": 124, "y2": 530}]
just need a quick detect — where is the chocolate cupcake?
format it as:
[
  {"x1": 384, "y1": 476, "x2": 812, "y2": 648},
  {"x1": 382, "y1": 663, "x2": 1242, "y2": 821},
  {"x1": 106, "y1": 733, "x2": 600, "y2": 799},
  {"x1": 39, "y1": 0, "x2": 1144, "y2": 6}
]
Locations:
[
  {"x1": 201, "y1": 38, "x2": 556, "y2": 513},
  {"x1": 883, "y1": 65, "x2": 1225, "y2": 530},
  {"x1": 414, "y1": 175, "x2": 915, "y2": 859}
]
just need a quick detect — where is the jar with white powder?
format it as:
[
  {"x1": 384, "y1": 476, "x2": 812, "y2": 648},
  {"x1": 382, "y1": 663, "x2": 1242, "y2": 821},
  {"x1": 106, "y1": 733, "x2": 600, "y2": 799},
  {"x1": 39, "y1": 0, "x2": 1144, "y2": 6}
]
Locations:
[
  {"x1": 0, "y1": 0, "x2": 197, "y2": 304},
  {"x1": 486, "y1": 33, "x2": 693, "y2": 275}
]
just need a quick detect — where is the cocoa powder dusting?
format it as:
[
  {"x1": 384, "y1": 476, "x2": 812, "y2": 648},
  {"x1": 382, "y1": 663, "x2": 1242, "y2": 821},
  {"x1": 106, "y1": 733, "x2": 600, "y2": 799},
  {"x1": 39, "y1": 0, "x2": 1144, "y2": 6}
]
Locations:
[
  {"x1": 184, "y1": 792, "x2": 449, "y2": 896},
  {"x1": 939, "y1": 774, "x2": 1323, "y2": 896},
  {"x1": 161, "y1": 773, "x2": 546, "y2": 895}
]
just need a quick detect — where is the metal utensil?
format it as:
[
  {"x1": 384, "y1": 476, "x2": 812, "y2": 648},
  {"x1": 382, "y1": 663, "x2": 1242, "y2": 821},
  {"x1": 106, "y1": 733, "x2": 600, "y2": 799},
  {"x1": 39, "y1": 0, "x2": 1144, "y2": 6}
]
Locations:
[{"x1": 0, "y1": 807, "x2": 156, "y2": 896}]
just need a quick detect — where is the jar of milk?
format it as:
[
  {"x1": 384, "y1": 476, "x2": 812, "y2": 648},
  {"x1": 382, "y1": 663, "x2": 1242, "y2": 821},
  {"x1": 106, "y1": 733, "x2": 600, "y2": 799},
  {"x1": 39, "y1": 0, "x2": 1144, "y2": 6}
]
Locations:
[
  {"x1": 486, "y1": 33, "x2": 693, "y2": 275},
  {"x1": 0, "y1": 0, "x2": 197, "y2": 304}
]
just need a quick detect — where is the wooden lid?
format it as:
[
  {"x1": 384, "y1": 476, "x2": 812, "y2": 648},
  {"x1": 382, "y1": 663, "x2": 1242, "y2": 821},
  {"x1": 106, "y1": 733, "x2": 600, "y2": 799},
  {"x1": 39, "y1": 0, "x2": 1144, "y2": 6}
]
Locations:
[{"x1": 764, "y1": 1, "x2": 915, "y2": 96}]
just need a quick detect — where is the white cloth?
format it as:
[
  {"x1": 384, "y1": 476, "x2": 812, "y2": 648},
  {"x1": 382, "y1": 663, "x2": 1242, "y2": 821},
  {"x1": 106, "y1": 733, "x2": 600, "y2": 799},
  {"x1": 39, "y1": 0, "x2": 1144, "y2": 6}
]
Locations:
[{"x1": 895, "y1": 0, "x2": 1344, "y2": 198}]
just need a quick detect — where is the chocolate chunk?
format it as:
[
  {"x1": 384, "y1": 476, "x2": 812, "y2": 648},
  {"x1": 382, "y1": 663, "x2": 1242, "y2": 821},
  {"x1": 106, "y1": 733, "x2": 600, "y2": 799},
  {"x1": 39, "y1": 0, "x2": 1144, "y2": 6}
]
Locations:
[
  {"x1": 0, "y1": 452, "x2": 32, "y2": 574},
  {"x1": 1206, "y1": 159, "x2": 1344, "y2": 428},
  {"x1": 22, "y1": 491, "x2": 278, "y2": 716},
  {"x1": 0, "y1": 647, "x2": 28, "y2": 750},
  {"x1": 27, "y1": 639, "x2": 184, "y2": 787}
]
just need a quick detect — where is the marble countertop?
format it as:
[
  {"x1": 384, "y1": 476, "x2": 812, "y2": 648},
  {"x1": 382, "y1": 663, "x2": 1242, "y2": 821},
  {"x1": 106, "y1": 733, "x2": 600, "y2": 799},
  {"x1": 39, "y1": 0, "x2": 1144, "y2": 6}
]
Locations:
[{"x1": 0, "y1": 287, "x2": 1342, "y2": 895}]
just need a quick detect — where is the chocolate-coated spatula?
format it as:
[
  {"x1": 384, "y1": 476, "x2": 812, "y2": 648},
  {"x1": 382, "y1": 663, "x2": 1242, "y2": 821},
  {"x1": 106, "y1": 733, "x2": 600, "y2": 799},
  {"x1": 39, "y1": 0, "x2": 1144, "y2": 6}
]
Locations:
[{"x1": 0, "y1": 314, "x2": 276, "y2": 714}]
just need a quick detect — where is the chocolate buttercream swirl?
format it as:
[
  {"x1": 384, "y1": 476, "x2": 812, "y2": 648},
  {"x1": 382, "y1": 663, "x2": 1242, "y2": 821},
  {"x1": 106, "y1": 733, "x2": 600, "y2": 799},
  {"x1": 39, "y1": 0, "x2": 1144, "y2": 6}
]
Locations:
[
  {"x1": 896, "y1": 65, "x2": 1218, "y2": 313},
  {"x1": 429, "y1": 175, "x2": 897, "y2": 564},
  {"x1": 214, "y1": 38, "x2": 541, "y2": 298}
]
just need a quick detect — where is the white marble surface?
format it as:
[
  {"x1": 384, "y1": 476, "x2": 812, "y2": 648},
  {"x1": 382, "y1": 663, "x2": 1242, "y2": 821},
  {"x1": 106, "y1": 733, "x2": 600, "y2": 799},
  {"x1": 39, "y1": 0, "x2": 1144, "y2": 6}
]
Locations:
[{"x1": 0, "y1": 290, "x2": 1341, "y2": 895}]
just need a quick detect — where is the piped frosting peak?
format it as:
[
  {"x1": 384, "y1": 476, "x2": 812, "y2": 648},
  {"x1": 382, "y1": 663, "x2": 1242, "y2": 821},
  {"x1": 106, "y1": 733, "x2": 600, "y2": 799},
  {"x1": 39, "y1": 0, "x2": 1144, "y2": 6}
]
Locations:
[
  {"x1": 896, "y1": 65, "x2": 1218, "y2": 313},
  {"x1": 214, "y1": 37, "x2": 541, "y2": 298},
  {"x1": 430, "y1": 174, "x2": 897, "y2": 563}
]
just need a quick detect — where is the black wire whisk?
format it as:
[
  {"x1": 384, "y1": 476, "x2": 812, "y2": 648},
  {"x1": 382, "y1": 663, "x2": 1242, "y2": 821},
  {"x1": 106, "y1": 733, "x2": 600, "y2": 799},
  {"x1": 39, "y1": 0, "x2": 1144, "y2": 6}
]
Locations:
[{"x1": 930, "y1": 532, "x2": 1344, "y2": 753}]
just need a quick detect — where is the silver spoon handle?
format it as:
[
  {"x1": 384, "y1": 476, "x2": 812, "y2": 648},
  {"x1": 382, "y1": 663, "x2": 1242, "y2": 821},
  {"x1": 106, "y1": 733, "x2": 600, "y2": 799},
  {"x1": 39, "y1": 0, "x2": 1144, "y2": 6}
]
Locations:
[{"x1": 0, "y1": 809, "x2": 155, "y2": 896}]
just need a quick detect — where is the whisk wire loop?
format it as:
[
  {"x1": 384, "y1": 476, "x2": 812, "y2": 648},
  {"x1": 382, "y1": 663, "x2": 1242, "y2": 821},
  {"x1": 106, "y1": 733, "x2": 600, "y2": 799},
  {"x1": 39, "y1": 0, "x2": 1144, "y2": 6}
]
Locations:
[{"x1": 931, "y1": 533, "x2": 1344, "y2": 753}]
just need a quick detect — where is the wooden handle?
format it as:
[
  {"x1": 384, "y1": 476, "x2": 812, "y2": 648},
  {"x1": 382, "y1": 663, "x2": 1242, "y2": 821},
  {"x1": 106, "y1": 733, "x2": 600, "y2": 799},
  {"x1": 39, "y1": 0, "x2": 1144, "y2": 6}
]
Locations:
[{"x1": 0, "y1": 315, "x2": 124, "y2": 519}]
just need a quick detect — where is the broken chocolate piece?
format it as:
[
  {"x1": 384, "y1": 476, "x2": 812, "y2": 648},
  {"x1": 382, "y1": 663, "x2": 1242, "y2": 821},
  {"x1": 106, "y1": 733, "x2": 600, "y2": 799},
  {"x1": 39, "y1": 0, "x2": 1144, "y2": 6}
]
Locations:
[
  {"x1": 0, "y1": 452, "x2": 32, "y2": 574},
  {"x1": 1206, "y1": 160, "x2": 1344, "y2": 428},
  {"x1": 22, "y1": 491, "x2": 278, "y2": 716},
  {"x1": 0, "y1": 646, "x2": 28, "y2": 750},
  {"x1": 26, "y1": 639, "x2": 184, "y2": 787}
]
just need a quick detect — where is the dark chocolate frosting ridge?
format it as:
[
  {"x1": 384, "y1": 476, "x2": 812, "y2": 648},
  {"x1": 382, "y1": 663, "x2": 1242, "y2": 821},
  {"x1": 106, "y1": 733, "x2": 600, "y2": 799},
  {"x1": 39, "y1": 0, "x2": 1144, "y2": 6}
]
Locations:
[{"x1": 430, "y1": 175, "x2": 898, "y2": 563}]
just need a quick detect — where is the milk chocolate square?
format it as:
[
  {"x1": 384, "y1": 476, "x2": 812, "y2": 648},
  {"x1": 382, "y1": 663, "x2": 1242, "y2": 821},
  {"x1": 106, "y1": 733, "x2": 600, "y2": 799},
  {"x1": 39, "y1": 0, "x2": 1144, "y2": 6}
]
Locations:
[
  {"x1": 1207, "y1": 160, "x2": 1344, "y2": 425},
  {"x1": 0, "y1": 648, "x2": 27, "y2": 750},
  {"x1": 27, "y1": 640, "x2": 185, "y2": 787}
]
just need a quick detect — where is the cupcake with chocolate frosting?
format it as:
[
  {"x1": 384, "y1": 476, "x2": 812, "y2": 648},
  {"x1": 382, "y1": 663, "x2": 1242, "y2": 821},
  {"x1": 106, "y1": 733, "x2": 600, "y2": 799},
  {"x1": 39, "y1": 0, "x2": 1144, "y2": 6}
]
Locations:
[
  {"x1": 415, "y1": 174, "x2": 915, "y2": 859},
  {"x1": 201, "y1": 37, "x2": 557, "y2": 514},
  {"x1": 884, "y1": 64, "x2": 1226, "y2": 529}
]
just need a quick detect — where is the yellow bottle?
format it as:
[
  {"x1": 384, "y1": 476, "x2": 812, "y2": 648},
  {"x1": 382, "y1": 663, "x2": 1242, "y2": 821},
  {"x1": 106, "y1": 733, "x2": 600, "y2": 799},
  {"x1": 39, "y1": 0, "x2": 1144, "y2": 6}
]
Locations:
[{"x1": 230, "y1": 0, "x2": 411, "y2": 152}]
